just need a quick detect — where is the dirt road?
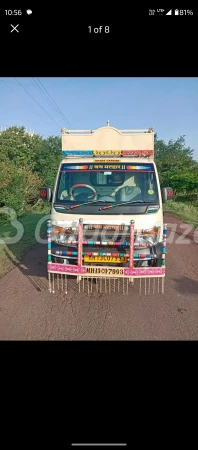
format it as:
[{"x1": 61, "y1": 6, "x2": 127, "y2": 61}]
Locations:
[{"x1": 0, "y1": 213, "x2": 198, "y2": 340}]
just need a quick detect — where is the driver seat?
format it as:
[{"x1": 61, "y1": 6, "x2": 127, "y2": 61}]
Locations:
[{"x1": 60, "y1": 190, "x2": 69, "y2": 200}]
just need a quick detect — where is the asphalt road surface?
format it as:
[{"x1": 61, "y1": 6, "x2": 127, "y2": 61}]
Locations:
[{"x1": 0, "y1": 213, "x2": 198, "y2": 340}]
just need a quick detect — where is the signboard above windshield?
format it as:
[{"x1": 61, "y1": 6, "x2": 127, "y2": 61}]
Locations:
[{"x1": 61, "y1": 163, "x2": 154, "y2": 172}]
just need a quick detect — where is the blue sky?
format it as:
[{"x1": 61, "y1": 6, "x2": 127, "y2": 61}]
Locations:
[{"x1": 1, "y1": 77, "x2": 198, "y2": 159}]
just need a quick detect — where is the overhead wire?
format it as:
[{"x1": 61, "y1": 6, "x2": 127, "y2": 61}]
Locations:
[
  {"x1": 14, "y1": 78, "x2": 62, "y2": 129},
  {"x1": 31, "y1": 78, "x2": 65, "y2": 124},
  {"x1": 0, "y1": 78, "x2": 52, "y2": 126},
  {"x1": 33, "y1": 77, "x2": 72, "y2": 128}
]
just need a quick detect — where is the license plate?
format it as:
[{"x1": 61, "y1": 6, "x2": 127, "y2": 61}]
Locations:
[
  {"x1": 84, "y1": 256, "x2": 126, "y2": 263},
  {"x1": 85, "y1": 266, "x2": 124, "y2": 276}
]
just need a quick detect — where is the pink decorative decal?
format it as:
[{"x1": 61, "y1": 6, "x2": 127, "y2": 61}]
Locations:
[
  {"x1": 48, "y1": 263, "x2": 86, "y2": 274},
  {"x1": 124, "y1": 267, "x2": 166, "y2": 276}
]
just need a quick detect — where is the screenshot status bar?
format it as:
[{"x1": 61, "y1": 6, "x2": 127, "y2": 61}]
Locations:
[{"x1": 148, "y1": 9, "x2": 194, "y2": 15}]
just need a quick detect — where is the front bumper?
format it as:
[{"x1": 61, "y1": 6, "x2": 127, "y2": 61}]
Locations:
[
  {"x1": 47, "y1": 220, "x2": 167, "y2": 295},
  {"x1": 51, "y1": 241, "x2": 163, "y2": 267}
]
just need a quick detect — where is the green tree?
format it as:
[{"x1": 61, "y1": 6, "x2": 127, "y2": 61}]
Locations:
[
  {"x1": 168, "y1": 171, "x2": 198, "y2": 202},
  {"x1": 0, "y1": 126, "x2": 38, "y2": 166},
  {"x1": 154, "y1": 134, "x2": 198, "y2": 195},
  {"x1": 33, "y1": 135, "x2": 62, "y2": 187},
  {"x1": 0, "y1": 128, "x2": 62, "y2": 214},
  {"x1": 0, "y1": 158, "x2": 42, "y2": 213},
  {"x1": 0, "y1": 127, "x2": 43, "y2": 214}
]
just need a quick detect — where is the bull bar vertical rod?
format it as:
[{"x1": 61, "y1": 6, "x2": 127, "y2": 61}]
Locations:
[
  {"x1": 47, "y1": 219, "x2": 52, "y2": 292},
  {"x1": 78, "y1": 218, "x2": 83, "y2": 266},
  {"x1": 129, "y1": 220, "x2": 135, "y2": 269}
]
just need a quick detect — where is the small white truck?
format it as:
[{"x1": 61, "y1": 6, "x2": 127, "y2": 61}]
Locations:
[{"x1": 41, "y1": 122, "x2": 173, "y2": 295}]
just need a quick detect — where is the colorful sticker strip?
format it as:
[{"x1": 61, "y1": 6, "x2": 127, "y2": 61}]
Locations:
[
  {"x1": 63, "y1": 240, "x2": 149, "y2": 248},
  {"x1": 61, "y1": 163, "x2": 153, "y2": 172},
  {"x1": 62, "y1": 150, "x2": 154, "y2": 158},
  {"x1": 55, "y1": 251, "x2": 151, "y2": 259},
  {"x1": 47, "y1": 219, "x2": 51, "y2": 262},
  {"x1": 66, "y1": 240, "x2": 130, "y2": 246},
  {"x1": 161, "y1": 223, "x2": 167, "y2": 266},
  {"x1": 129, "y1": 220, "x2": 135, "y2": 269}
]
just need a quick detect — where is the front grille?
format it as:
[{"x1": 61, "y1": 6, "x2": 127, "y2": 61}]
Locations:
[{"x1": 51, "y1": 224, "x2": 159, "y2": 267}]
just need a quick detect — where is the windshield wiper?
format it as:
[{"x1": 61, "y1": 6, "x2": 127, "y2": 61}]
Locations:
[
  {"x1": 56, "y1": 200, "x2": 107, "y2": 211},
  {"x1": 98, "y1": 200, "x2": 156, "y2": 211}
]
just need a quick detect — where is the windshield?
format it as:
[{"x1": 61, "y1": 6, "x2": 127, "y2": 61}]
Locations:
[{"x1": 55, "y1": 162, "x2": 159, "y2": 209}]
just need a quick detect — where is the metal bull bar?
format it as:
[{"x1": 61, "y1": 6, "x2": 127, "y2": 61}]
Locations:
[{"x1": 47, "y1": 219, "x2": 166, "y2": 295}]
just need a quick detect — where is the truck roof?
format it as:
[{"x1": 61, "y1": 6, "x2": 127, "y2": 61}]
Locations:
[{"x1": 61, "y1": 124, "x2": 155, "y2": 160}]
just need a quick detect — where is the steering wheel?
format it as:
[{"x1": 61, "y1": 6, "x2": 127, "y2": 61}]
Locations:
[{"x1": 70, "y1": 184, "x2": 97, "y2": 201}]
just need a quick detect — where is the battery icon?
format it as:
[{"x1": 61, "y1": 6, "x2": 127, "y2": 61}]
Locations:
[{"x1": 175, "y1": 9, "x2": 179, "y2": 15}]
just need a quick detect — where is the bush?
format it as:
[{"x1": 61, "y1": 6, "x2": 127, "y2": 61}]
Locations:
[{"x1": 0, "y1": 161, "x2": 43, "y2": 214}]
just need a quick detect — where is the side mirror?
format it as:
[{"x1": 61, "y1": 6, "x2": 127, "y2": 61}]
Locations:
[
  {"x1": 161, "y1": 187, "x2": 174, "y2": 203},
  {"x1": 40, "y1": 187, "x2": 52, "y2": 202}
]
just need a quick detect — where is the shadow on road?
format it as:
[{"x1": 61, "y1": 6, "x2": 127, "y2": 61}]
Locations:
[
  {"x1": 173, "y1": 276, "x2": 198, "y2": 296},
  {"x1": 3, "y1": 241, "x2": 76, "y2": 293},
  {"x1": 3, "y1": 242, "x2": 48, "y2": 292}
]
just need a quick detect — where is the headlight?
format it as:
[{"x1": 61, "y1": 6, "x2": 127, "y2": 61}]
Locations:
[
  {"x1": 135, "y1": 228, "x2": 159, "y2": 247},
  {"x1": 52, "y1": 226, "x2": 76, "y2": 245},
  {"x1": 57, "y1": 234, "x2": 76, "y2": 244},
  {"x1": 135, "y1": 234, "x2": 157, "y2": 247}
]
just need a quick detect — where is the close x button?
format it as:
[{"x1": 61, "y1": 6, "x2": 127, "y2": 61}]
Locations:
[{"x1": 10, "y1": 24, "x2": 19, "y2": 33}]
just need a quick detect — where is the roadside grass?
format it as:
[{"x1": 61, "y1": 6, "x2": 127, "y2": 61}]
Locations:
[
  {"x1": 0, "y1": 206, "x2": 50, "y2": 277},
  {"x1": 163, "y1": 199, "x2": 198, "y2": 229}
]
